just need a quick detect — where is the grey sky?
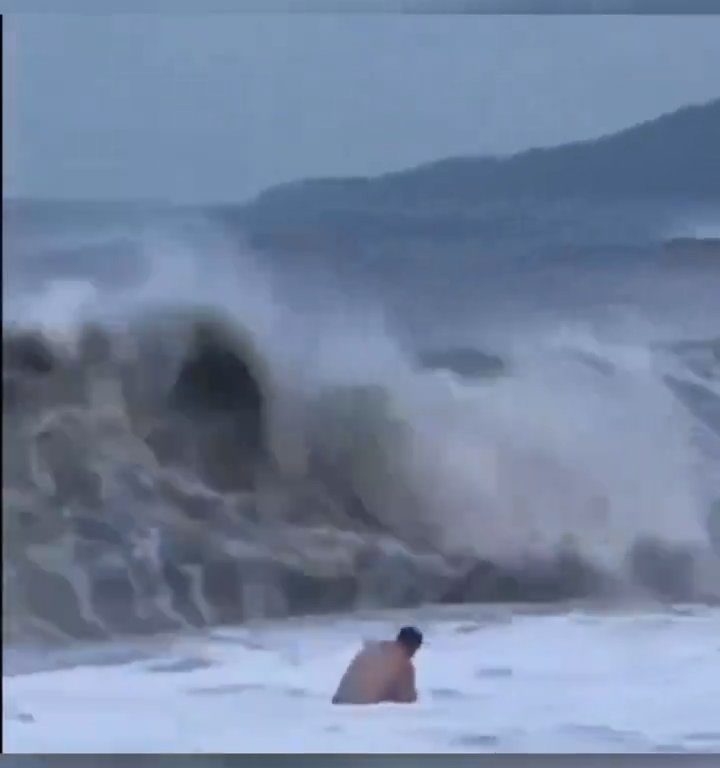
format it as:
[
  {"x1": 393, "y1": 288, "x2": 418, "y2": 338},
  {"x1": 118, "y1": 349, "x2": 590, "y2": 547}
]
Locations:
[{"x1": 5, "y1": 15, "x2": 720, "y2": 204}]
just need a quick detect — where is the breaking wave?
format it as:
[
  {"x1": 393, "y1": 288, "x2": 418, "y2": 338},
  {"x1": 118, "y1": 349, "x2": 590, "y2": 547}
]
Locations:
[{"x1": 3, "y1": 222, "x2": 720, "y2": 646}]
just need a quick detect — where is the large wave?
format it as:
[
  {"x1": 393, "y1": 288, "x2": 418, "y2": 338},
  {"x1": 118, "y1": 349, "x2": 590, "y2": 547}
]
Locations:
[{"x1": 3, "y1": 219, "x2": 720, "y2": 646}]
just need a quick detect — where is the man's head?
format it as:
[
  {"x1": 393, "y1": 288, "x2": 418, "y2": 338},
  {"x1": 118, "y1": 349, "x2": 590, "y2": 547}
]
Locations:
[{"x1": 396, "y1": 626, "x2": 423, "y2": 657}]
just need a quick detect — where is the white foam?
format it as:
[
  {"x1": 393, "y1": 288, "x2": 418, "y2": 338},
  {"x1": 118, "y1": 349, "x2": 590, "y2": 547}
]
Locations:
[{"x1": 5, "y1": 608, "x2": 720, "y2": 753}]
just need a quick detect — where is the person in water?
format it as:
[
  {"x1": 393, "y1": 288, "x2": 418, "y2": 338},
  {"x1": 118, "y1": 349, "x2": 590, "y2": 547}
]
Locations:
[{"x1": 332, "y1": 626, "x2": 423, "y2": 705}]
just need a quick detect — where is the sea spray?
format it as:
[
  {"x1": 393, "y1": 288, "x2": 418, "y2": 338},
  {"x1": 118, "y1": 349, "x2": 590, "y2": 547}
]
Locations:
[{"x1": 4, "y1": 216, "x2": 720, "y2": 645}]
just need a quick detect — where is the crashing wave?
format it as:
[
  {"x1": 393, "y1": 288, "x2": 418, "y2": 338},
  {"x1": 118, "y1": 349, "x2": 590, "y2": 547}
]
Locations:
[
  {"x1": 3, "y1": 214, "x2": 720, "y2": 646},
  {"x1": 4, "y1": 310, "x2": 720, "y2": 647}
]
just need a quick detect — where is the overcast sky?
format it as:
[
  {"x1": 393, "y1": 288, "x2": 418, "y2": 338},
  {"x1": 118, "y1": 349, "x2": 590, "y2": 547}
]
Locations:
[{"x1": 5, "y1": 15, "x2": 720, "y2": 204}]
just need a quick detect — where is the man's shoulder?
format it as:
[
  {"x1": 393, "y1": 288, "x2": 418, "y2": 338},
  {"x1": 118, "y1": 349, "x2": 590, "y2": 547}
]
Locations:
[{"x1": 361, "y1": 640, "x2": 392, "y2": 655}]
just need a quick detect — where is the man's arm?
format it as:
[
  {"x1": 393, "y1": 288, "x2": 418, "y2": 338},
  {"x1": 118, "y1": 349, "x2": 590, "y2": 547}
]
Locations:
[
  {"x1": 332, "y1": 650, "x2": 366, "y2": 704},
  {"x1": 332, "y1": 660, "x2": 356, "y2": 704},
  {"x1": 389, "y1": 662, "x2": 417, "y2": 703}
]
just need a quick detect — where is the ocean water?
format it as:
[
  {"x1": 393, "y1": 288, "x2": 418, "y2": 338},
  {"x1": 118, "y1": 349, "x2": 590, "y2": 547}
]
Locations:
[
  {"x1": 5, "y1": 605, "x2": 720, "y2": 753},
  {"x1": 3, "y1": 199, "x2": 720, "y2": 753}
]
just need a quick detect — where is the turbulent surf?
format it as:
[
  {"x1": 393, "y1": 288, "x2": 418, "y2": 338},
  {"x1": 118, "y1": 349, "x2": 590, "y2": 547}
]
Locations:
[{"x1": 3, "y1": 201, "x2": 720, "y2": 648}]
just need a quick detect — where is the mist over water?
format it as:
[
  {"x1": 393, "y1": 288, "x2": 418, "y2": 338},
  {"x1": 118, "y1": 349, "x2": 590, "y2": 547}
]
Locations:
[{"x1": 3, "y1": 202, "x2": 720, "y2": 651}]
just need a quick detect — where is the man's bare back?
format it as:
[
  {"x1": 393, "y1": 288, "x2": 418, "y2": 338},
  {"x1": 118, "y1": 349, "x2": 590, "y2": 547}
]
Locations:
[{"x1": 332, "y1": 627, "x2": 422, "y2": 705}]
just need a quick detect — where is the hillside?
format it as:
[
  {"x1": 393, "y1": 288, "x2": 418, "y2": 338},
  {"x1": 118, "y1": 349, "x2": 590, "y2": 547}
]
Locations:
[{"x1": 240, "y1": 99, "x2": 720, "y2": 247}]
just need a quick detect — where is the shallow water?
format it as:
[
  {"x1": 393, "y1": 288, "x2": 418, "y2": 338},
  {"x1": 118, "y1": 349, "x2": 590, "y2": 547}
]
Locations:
[
  {"x1": 5, "y1": 605, "x2": 720, "y2": 753},
  {"x1": 4, "y1": 201, "x2": 720, "y2": 757}
]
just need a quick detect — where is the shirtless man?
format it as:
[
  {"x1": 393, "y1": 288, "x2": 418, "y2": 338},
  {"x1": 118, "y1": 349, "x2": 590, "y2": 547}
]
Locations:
[{"x1": 331, "y1": 626, "x2": 423, "y2": 705}]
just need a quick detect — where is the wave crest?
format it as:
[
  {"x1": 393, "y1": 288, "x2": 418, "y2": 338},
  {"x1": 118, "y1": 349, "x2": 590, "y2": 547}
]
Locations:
[{"x1": 3, "y1": 229, "x2": 720, "y2": 646}]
